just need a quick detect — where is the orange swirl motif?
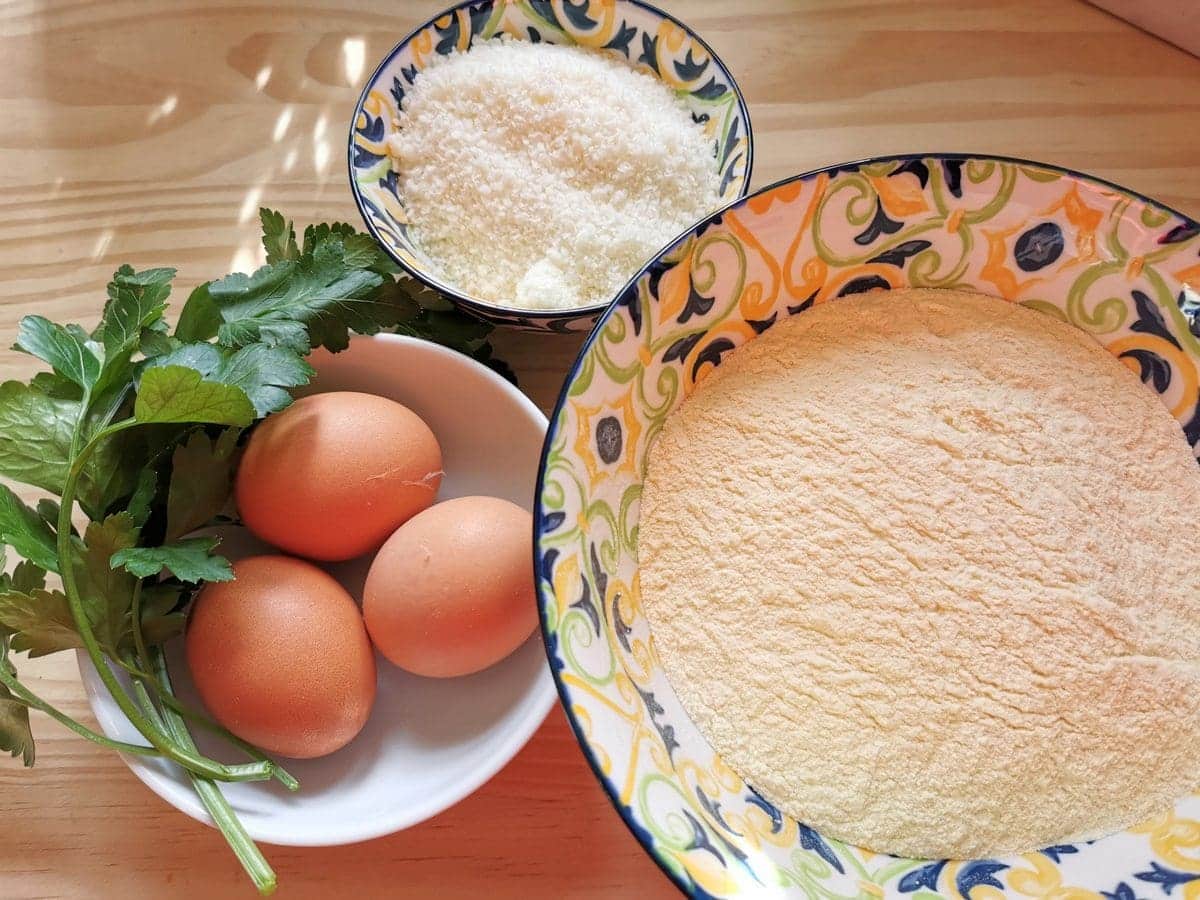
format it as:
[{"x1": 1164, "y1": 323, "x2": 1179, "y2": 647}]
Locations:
[
  {"x1": 870, "y1": 172, "x2": 930, "y2": 218},
  {"x1": 553, "y1": 0, "x2": 617, "y2": 48},
  {"x1": 1108, "y1": 333, "x2": 1199, "y2": 418},
  {"x1": 981, "y1": 221, "x2": 1044, "y2": 299},
  {"x1": 725, "y1": 210, "x2": 781, "y2": 312},
  {"x1": 411, "y1": 26, "x2": 435, "y2": 70},
  {"x1": 1005, "y1": 854, "x2": 1105, "y2": 900},
  {"x1": 1041, "y1": 184, "x2": 1102, "y2": 266},
  {"x1": 657, "y1": 257, "x2": 692, "y2": 326},
  {"x1": 1132, "y1": 809, "x2": 1200, "y2": 876},
  {"x1": 783, "y1": 175, "x2": 829, "y2": 302}
]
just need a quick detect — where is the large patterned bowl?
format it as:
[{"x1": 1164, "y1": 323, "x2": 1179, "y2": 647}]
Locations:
[
  {"x1": 348, "y1": 0, "x2": 753, "y2": 333},
  {"x1": 535, "y1": 154, "x2": 1200, "y2": 897}
]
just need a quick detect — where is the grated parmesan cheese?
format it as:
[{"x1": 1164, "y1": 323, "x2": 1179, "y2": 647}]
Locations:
[{"x1": 387, "y1": 38, "x2": 722, "y2": 311}]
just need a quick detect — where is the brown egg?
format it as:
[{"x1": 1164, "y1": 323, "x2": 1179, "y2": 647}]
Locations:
[
  {"x1": 186, "y1": 555, "x2": 376, "y2": 759},
  {"x1": 236, "y1": 391, "x2": 442, "y2": 561},
  {"x1": 363, "y1": 496, "x2": 537, "y2": 678}
]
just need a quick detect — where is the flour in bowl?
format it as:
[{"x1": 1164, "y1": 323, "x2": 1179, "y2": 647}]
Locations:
[
  {"x1": 387, "y1": 39, "x2": 721, "y2": 311},
  {"x1": 638, "y1": 288, "x2": 1200, "y2": 859}
]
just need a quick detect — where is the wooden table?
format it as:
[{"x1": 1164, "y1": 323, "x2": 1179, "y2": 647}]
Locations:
[{"x1": 0, "y1": 1, "x2": 1196, "y2": 897}]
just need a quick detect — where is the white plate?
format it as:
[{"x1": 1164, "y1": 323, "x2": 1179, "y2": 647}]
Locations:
[{"x1": 80, "y1": 334, "x2": 557, "y2": 846}]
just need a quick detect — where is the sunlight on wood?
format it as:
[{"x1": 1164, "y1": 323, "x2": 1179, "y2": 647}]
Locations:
[
  {"x1": 343, "y1": 36, "x2": 366, "y2": 85},
  {"x1": 90, "y1": 228, "x2": 114, "y2": 261},
  {"x1": 238, "y1": 185, "x2": 264, "y2": 224},
  {"x1": 230, "y1": 241, "x2": 263, "y2": 275},
  {"x1": 273, "y1": 105, "x2": 293, "y2": 143},
  {"x1": 146, "y1": 94, "x2": 177, "y2": 126}
]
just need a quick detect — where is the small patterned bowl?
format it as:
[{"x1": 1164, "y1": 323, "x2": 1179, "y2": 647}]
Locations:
[
  {"x1": 348, "y1": 0, "x2": 753, "y2": 333},
  {"x1": 535, "y1": 154, "x2": 1200, "y2": 897}
]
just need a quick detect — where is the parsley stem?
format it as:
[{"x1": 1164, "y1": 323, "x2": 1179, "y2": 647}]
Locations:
[
  {"x1": 57, "y1": 418, "x2": 273, "y2": 784},
  {"x1": 118, "y1": 645, "x2": 299, "y2": 790},
  {"x1": 150, "y1": 646, "x2": 277, "y2": 896},
  {"x1": 127, "y1": 584, "x2": 300, "y2": 791},
  {"x1": 129, "y1": 579, "x2": 154, "y2": 675},
  {"x1": 127, "y1": 664, "x2": 166, "y2": 730},
  {"x1": 0, "y1": 645, "x2": 158, "y2": 756},
  {"x1": 125, "y1": 653, "x2": 281, "y2": 893}
]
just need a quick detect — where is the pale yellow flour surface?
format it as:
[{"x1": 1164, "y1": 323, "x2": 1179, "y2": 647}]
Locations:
[{"x1": 638, "y1": 288, "x2": 1200, "y2": 859}]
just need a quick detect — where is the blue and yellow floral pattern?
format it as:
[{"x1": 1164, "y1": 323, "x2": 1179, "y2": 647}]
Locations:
[
  {"x1": 535, "y1": 155, "x2": 1200, "y2": 897},
  {"x1": 348, "y1": 0, "x2": 754, "y2": 332}
]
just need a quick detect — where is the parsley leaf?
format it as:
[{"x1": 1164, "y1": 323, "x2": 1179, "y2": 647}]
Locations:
[
  {"x1": 0, "y1": 586, "x2": 80, "y2": 657},
  {"x1": 207, "y1": 344, "x2": 312, "y2": 415},
  {"x1": 138, "y1": 319, "x2": 177, "y2": 359},
  {"x1": 0, "y1": 484, "x2": 59, "y2": 572},
  {"x1": 94, "y1": 266, "x2": 175, "y2": 360},
  {"x1": 71, "y1": 513, "x2": 139, "y2": 656},
  {"x1": 0, "y1": 380, "x2": 77, "y2": 498},
  {"x1": 205, "y1": 212, "x2": 420, "y2": 355},
  {"x1": 111, "y1": 536, "x2": 234, "y2": 584},
  {"x1": 0, "y1": 374, "x2": 154, "y2": 523},
  {"x1": 125, "y1": 468, "x2": 158, "y2": 529},
  {"x1": 90, "y1": 266, "x2": 175, "y2": 408},
  {"x1": 14, "y1": 316, "x2": 102, "y2": 391},
  {"x1": 10, "y1": 560, "x2": 46, "y2": 594},
  {"x1": 137, "y1": 583, "x2": 187, "y2": 647},
  {"x1": 0, "y1": 553, "x2": 76, "y2": 659},
  {"x1": 166, "y1": 429, "x2": 240, "y2": 541},
  {"x1": 174, "y1": 283, "x2": 222, "y2": 344},
  {"x1": 147, "y1": 343, "x2": 312, "y2": 416},
  {"x1": 208, "y1": 252, "x2": 385, "y2": 353},
  {"x1": 261, "y1": 208, "x2": 299, "y2": 264},
  {"x1": 0, "y1": 640, "x2": 34, "y2": 766},
  {"x1": 216, "y1": 316, "x2": 310, "y2": 354},
  {"x1": 301, "y1": 222, "x2": 399, "y2": 276},
  {"x1": 135, "y1": 366, "x2": 255, "y2": 426}
]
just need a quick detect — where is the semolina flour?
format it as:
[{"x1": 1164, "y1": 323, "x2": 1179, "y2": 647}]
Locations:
[{"x1": 638, "y1": 289, "x2": 1200, "y2": 859}]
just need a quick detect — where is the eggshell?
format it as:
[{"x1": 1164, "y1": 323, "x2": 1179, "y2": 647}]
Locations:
[
  {"x1": 186, "y1": 555, "x2": 377, "y2": 759},
  {"x1": 235, "y1": 391, "x2": 443, "y2": 561},
  {"x1": 363, "y1": 496, "x2": 537, "y2": 678}
]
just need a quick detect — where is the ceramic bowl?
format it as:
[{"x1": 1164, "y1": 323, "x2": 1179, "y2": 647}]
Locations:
[
  {"x1": 80, "y1": 334, "x2": 557, "y2": 846},
  {"x1": 348, "y1": 0, "x2": 753, "y2": 333},
  {"x1": 534, "y1": 154, "x2": 1200, "y2": 896}
]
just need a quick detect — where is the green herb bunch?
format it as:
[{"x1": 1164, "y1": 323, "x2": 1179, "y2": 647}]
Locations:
[{"x1": 0, "y1": 210, "x2": 496, "y2": 894}]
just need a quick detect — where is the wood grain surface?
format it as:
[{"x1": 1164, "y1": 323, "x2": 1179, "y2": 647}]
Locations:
[{"x1": 0, "y1": 1, "x2": 1197, "y2": 897}]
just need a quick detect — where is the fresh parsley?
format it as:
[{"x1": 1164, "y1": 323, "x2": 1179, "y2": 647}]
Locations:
[{"x1": 0, "y1": 209, "x2": 499, "y2": 894}]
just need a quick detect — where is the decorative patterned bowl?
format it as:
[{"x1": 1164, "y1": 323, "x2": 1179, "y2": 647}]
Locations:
[
  {"x1": 348, "y1": 0, "x2": 753, "y2": 333},
  {"x1": 535, "y1": 154, "x2": 1200, "y2": 897}
]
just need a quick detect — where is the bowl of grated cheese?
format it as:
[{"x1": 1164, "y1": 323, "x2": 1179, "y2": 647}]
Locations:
[{"x1": 348, "y1": 0, "x2": 753, "y2": 333}]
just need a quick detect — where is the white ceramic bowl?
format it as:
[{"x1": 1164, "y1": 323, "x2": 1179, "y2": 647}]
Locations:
[{"x1": 79, "y1": 334, "x2": 557, "y2": 846}]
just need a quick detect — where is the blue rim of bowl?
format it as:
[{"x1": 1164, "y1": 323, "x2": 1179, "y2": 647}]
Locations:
[
  {"x1": 346, "y1": 0, "x2": 756, "y2": 322},
  {"x1": 532, "y1": 152, "x2": 1200, "y2": 896}
]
